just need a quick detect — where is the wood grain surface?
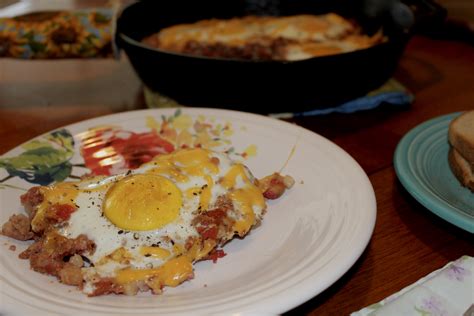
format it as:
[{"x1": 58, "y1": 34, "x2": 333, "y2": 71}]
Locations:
[{"x1": 0, "y1": 35, "x2": 473, "y2": 315}]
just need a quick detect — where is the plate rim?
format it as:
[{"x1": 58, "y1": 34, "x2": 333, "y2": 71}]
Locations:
[
  {"x1": 394, "y1": 112, "x2": 474, "y2": 233},
  {"x1": 0, "y1": 107, "x2": 377, "y2": 314}
]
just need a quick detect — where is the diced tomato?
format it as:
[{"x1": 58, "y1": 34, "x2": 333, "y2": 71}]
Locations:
[
  {"x1": 54, "y1": 204, "x2": 77, "y2": 221},
  {"x1": 207, "y1": 249, "x2": 226, "y2": 263},
  {"x1": 205, "y1": 209, "x2": 225, "y2": 220},
  {"x1": 263, "y1": 188, "x2": 281, "y2": 199},
  {"x1": 197, "y1": 226, "x2": 218, "y2": 240}
]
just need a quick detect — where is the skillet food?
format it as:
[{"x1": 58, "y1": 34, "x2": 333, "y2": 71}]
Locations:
[
  {"x1": 142, "y1": 14, "x2": 385, "y2": 61},
  {"x1": 116, "y1": 0, "x2": 410, "y2": 111}
]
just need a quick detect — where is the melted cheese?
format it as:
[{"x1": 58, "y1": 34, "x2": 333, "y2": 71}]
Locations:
[
  {"x1": 155, "y1": 14, "x2": 354, "y2": 48},
  {"x1": 221, "y1": 164, "x2": 248, "y2": 189},
  {"x1": 187, "y1": 239, "x2": 216, "y2": 261},
  {"x1": 30, "y1": 175, "x2": 116, "y2": 232},
  {"x1": 116, "y1": 256, "x2": 193, "y2": 287},
  {"x1": 115, "y1": 239, "x2": 215, "y2": 286},
  {"x1": 97, "y1": 247, "x2": 133, "y2": 266},
  {"x1": 43, "y1": 231, "x2": 69, "y2": 255},
  {"x1": 230, "y1": 186, "x2": 266, "y2": 236},
  {"x1": 221, "y1": 164, "x2": 266, "y2": 235},
  {"x1": 31, "y1": 182, "x2": 79, "y2": 232},
  {"x1": 148, "y1": 165, "x2": 189, "y2": 183},
  {"x1": 145, "y1": 14, "x2": 384, "y2": 61},
  {"x1": 148, "y1": 147, "x2": 219, "y2": 177},
  {"x1": 140, "y1": 246, "x2": 171, "y2": 260}
]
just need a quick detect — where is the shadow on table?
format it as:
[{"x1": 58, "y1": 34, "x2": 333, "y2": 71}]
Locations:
[{"x1": 394, "y1": 180, "x2": 474, "y2": 258}]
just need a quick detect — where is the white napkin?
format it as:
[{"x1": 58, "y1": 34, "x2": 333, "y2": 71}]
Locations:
[{"x1": 352, "y1": 256, "x2": 473, "y2": 316}]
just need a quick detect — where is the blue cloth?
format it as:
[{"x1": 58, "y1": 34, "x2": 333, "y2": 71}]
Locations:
[{"x1": 269, "y1": 79, "x2": 414, "y2": 119}]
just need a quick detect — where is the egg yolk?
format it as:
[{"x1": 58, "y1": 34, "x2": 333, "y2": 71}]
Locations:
[{"x1": 103, "y1": 174, "x2": 182, "y2": 231}]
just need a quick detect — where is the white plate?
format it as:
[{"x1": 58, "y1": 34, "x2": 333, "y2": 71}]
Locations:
[{"x1": 0, "y1": 108, "x2": 376, "y2": 315}]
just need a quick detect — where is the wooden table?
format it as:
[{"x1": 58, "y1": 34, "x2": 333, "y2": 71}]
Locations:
[{"x1": 1, "y1": 35, "x2": 473, "y2": 315}]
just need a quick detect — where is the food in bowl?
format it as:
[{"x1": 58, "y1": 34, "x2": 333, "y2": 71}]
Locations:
[
  {"x1": 1, "y1": 148, "x2": 294, "y2": 296},
  {"x1": 142, "y1": 14, "x2": 384, "y2": 61}
]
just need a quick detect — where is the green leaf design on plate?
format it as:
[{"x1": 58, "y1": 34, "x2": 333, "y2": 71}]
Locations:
[{"x1": 0, "y1": 129, "x2": 75, "y2": 185}]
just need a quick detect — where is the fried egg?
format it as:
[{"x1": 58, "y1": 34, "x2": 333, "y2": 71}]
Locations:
[{"x1": 29, "y1": 148, "x2": 267, "y2": 295}]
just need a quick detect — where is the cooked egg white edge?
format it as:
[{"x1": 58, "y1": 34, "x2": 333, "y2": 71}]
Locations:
[{"x1": 58, "y1": 151, "x2": 264, "y2": 273}]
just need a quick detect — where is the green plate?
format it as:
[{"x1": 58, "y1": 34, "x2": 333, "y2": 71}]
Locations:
[{"x1": 394, "y1": 112, "x2": 474, "y2": 233}]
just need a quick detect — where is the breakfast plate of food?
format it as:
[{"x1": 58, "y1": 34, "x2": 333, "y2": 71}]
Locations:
[
  {"x1": 394, "y1": 111, "x2": 474, "y2": 233},
  {"x1": 0, "y1": 108, "x2": 376, "y2": 315}
]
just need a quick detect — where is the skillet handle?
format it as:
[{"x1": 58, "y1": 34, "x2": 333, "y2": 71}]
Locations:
[
  {"x1": 363, "y1": 0, "x2": 446, "y2": 33},
  {"x1": 402, "y1": 0, "x2": 447, "y2": 33}
]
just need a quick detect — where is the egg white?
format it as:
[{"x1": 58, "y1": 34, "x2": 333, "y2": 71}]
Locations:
[{"x1": 56, "y1": 150, "x2": 264, "y2": 292}]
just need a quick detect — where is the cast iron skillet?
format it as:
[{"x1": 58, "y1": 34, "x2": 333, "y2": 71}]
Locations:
[{"x1": 116, "y1": 0, "x2": 438, "y2": 113}]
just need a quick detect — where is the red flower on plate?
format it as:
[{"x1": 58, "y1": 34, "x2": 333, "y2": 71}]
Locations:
[{"x1": 79, "y1": 127, "x2": 174, "y2": 176}]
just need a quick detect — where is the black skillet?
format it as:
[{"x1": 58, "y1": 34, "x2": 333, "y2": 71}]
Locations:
[{"x1": 116, "y1": 0, "x2": 444, "y2": 113}]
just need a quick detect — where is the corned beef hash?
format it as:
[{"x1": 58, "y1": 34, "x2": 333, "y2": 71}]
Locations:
[
  {"x1": 1, "y1": 148, "x2": 293, "y2": 296},
  {"x1": 142, "y1": 14, "x2": 385, "y2": 61}
]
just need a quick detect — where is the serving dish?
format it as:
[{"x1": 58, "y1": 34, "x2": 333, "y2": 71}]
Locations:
[
  {"x1": 116, "y1": 0, "x2": 419, "y2": 113},
  {"x1": 394, "y1": 112, "x2": 474, "y2": 233},
  {"x1": 0, "y1": 108, "x2": 376, "y2": 315}
]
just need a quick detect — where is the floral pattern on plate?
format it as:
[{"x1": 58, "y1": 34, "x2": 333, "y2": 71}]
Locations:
[
  {"x1": 0, "y1": 109, "x2": 257, "y2": 186},
  {"x1": 0, "y1": 129, "x2": 75, "y2": 186}
]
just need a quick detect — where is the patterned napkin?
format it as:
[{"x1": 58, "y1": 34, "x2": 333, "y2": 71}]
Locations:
[
  {"x1": 144, "y1": 79, "x2": 413, "y2": 117},
  {"x1": 0, "y1": 8, "x2": 116, "y2": 58},
  {"x1": 351, "y1": 256, "x2": 473, "y2": 316}
]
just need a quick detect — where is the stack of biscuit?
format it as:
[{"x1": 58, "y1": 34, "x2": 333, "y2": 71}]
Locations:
[{"x1": 448, "y1": 110, "x2": 474, "y2": 192}]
